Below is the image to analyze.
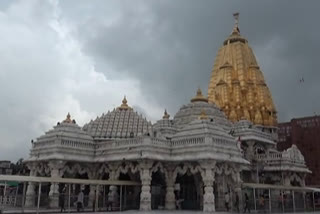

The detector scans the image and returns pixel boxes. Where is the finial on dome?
[199,109,208,120]
[63,112,72,123]
[163,109,170,119]
[118,95,132,110]
[232,12,240,34]
[191,88,208,103]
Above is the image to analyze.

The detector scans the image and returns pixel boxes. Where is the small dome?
[190,88,208,103]
[173,92,232,130]
[83,97,152,139]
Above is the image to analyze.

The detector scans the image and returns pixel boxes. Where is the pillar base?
[165,186,176,210]
[25,196,35,208]
[49,194,59,208]
[203,186,215,212]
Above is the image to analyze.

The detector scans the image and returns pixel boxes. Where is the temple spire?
[232,12,240,34]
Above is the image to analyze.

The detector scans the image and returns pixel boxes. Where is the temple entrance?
[118,172,140,210]
[175,172,202,210]
[151,171,166,210]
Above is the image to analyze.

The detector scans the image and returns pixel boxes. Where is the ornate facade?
[25,14,310,212]
[208,14,277,127]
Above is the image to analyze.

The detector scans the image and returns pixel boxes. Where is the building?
[278,115,320,186]
[24,14,310,212]
[0,161,13,175]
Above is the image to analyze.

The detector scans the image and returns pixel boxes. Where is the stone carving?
[139,161,153,211]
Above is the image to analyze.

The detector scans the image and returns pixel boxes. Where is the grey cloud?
[66,0,320,121]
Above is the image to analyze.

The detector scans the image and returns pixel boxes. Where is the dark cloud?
[1,0,320,161]
[69,0,320,121]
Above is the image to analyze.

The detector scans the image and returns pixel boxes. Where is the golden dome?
[117,96,132,110]
[208,13,277,126]
[191,88,208,103]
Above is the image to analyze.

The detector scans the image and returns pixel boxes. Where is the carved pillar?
[233,166,243,212]
[107,163,120,209]
[48,161,65,208]
[165,164,176,210]
[25,163,37,208]
[139,160,153,211]
[283,172,291,186]
[246,141,255,161]
[88,185,97,208]
[200,161,216,212]
[25,168,36,207]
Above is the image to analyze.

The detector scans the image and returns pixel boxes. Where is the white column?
[25,182,36,207]
[107,163,120,210]
[88,185,96,208]
[139,161,153,211]
[25,169,36,207]
[234,167,243,212]
[48,161,64,208]
[201,161,216,212]
[88,166,98,208]
[165,165,176,210]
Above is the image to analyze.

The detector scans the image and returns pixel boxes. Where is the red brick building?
[278,115,320,186]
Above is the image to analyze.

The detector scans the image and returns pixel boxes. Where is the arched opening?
[214,174,233,211]
[74,173,89,208]
[118,171,140,210]
[151,171,166,210]
[34,170,51,207]
[175,171,202,210]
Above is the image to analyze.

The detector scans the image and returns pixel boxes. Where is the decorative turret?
[162,109,170,119]
[117,96,132,110]
[191,88,208,103]
[199,109,208,120]
[208,13,277,126]
[62,113,75,124]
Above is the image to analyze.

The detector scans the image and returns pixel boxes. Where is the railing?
[61,140,95,149]
[236,129,273,141]
[171,137,204,146]
[32,140,55,148]
[151,138,171,147]
[0,196,18,206]
[256,153,305,165]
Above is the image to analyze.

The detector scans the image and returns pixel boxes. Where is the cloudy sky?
[0,0,319,161]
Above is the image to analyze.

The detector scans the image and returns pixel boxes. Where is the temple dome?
[208,14,277,126]
[172,118,232,139]
[173,89,232,130]
[83,97,152,139]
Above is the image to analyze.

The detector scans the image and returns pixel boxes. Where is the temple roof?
[208,13,277,126]
[37,113,93,142]
[83,97,152,139]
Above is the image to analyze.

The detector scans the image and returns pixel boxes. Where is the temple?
[24,14,310,212]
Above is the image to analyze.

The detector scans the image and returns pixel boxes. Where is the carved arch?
[115,162,140,179]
